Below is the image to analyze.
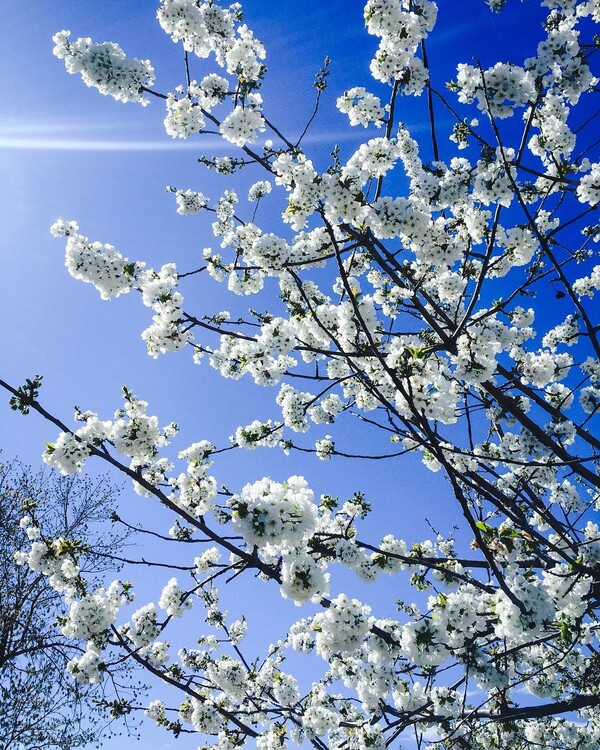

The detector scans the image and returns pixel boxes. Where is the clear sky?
[0,0,593,747]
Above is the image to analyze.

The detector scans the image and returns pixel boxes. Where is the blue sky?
[0,0,551,473]
[0,0,594,747]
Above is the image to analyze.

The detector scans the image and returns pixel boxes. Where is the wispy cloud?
[0,121,139,136]
[0,137,227,152]
[0,123,434,153]
[0,134,340,153]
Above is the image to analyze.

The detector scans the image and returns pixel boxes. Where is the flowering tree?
[2,0,600,747]
[0,461,132,749]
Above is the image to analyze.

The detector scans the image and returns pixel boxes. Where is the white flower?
[53,31,154,105]
[229,475,317,552]
[219,106,265,146]
[337,87,384,127]
[158,578,192,617]
[174,188,209,215]
[577,163,600,205]
[165,94,206,138]
[248,180,272,201]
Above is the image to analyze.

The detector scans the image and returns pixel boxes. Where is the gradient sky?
[0,0,592,747]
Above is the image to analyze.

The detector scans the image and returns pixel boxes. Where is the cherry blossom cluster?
[52,30,155,104]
